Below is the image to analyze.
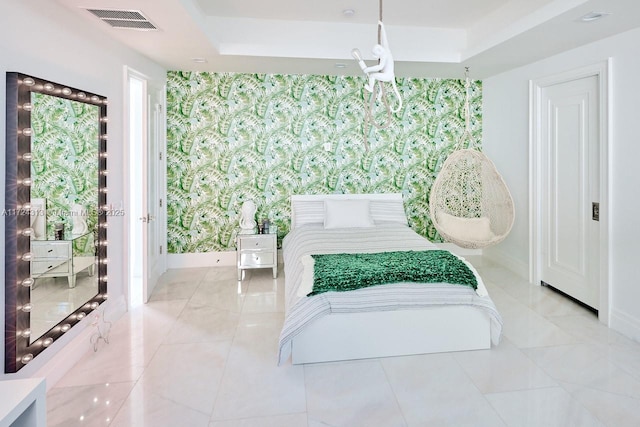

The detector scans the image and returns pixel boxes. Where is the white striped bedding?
[277,223,503,365]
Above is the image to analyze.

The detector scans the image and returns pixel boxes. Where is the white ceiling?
[55,0,640,78]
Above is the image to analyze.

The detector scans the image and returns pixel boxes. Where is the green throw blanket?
[309,250,477,296]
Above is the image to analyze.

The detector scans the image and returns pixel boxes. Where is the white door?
[540,75,600,309]
[145,86,166,298]
[127,71,166,305]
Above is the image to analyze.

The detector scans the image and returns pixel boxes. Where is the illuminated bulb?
[100,152,108,158]
[100,222,108,228]
[77,92,86,99]
[20,329,31,338]
[101,170,109,175]
[22,77,35,86]
[42,337,53,347]
[60,323,71,332]
[90,302,100,309]
[100,117,108,123]
[101,258,110,264]
[21,177,32,186]
[101,134,108,140]
[100,240,108,246]
[102,294,108,300]
[62,88,72,96]
[21,277,34,287]
[20,353,33,364]
[102,99,108,105]
[77,312,86,320]
[100,187,108,193]
[21,228,34,237]
[102,205,110,211]
[22,152,33,161]
[22,202,32,210]
[21,303,32,312]
[43,83,55,91]
[21,252,33,261]
[91,95,100,102]
[22,128,33,136]
[22,103,32,111]
[101,276,108,282]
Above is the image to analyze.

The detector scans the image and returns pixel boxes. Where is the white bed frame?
[288,193,493,364]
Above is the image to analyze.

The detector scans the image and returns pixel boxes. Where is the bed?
[277,193,503,365]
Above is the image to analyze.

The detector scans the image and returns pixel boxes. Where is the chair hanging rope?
[428,68,515,249]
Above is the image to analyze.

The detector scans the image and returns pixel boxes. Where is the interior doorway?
[530,61,611,323]
[124,68,167,308]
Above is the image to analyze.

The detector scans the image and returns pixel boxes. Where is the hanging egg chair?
[429,69,515,249]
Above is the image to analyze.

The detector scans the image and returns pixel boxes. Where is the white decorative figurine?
[71,203,88,235]
[351,20,403,113]
[239,200,257,233]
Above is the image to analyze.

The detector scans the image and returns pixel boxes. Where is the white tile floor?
[47,258,640,426]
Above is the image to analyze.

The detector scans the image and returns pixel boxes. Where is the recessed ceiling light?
[335,63,347,69]
[192,58,207,63]
[578,11,611,22]
[342,9,355,17]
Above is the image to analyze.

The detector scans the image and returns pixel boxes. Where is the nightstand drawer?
[31,241,71,258]
[32,259,68,275]
[240,251,274,267]
[239,236,274,251]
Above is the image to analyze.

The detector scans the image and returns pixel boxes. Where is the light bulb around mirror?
[21,303,32,312]
[21,228,34,237]
[21,202,31,210]
[22,77,35,86]
[77,92,86,99]
[91,301,100,309]
[42,337,54,347]
[62,87,72,96]
[22,103,32,111]
[77,312,86,320]
[91,95,100,102]
[21,128,33,136]
[21,178,32,186]
[20,329,31,338]
[21,252,33,261]
[21,277,34,287]
[60,323,71,332]
[43,83,55,91]
[22,152,33,161]
[20,353,33,364]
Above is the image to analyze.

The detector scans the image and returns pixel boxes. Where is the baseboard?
[482,246,529,281]
[31,295,127,390]
[168,250,283,269]
[610,308,640,343]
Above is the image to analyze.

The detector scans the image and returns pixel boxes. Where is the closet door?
[540,75,600,309]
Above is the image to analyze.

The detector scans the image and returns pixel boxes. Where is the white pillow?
[438,211,494,242]
[292,200,324,228]
[370,200,408,225]
[324,199,374,229]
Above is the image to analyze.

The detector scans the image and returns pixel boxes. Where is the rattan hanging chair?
[429,70,515,249]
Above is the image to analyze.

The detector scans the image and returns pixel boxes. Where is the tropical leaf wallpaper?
[31,93,99,241]
[166,71,482,253]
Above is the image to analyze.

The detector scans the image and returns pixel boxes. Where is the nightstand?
[237,232,277,280]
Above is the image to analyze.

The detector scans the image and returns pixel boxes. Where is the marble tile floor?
[47,258,640,427]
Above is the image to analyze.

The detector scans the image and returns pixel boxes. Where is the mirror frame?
[4,72,108,373]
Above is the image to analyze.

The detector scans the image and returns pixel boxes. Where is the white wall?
[483,27,640,340]
[0,1,166,384]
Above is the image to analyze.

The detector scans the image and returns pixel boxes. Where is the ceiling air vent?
[85,9,158,31]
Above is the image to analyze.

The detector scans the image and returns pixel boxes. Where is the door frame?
[529,60,612,324]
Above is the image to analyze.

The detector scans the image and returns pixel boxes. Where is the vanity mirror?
[5,73,108,373]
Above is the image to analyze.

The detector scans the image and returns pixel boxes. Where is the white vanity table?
[0,378,46,427]
[31,231,95,288]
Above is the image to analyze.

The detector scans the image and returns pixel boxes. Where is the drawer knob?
[255,242,259,246]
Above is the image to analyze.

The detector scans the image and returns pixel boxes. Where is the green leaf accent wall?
[166,71,482,253]
[31,93,99,241]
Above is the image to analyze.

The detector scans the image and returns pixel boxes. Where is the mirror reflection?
[28,93,99,343]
